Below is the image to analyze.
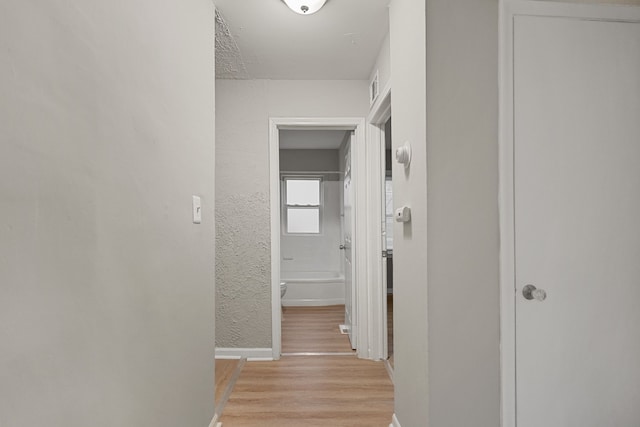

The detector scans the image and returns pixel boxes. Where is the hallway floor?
[215,305,394,426]
[218,356,393,427]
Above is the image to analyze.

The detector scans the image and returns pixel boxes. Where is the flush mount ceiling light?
[282,0,328,15]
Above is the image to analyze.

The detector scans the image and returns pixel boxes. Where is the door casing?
[269,117,367,359]
[365,83,392,361]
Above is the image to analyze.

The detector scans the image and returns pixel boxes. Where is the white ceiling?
[215,0,389,80]
[280,130,349,149]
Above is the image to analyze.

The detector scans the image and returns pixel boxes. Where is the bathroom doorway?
[278,129,355,355]
[268,117,367,360]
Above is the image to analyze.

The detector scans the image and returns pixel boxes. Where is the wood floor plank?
[220,356,394,427]
[215,358,240,409]
[387,295,394,367]
[282,305,354,353]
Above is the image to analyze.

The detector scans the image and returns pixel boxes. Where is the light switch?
[192,196,202,224]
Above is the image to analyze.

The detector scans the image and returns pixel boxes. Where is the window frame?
[281,175,324,236]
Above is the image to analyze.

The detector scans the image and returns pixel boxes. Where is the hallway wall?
[0,1,216,426]
[391,0,640,425]
[215,79,368,349]
[390,0,500,425]
[424,0,500,425]
[388,0,429,424]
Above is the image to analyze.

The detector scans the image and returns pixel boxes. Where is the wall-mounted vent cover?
[369,71,379,106]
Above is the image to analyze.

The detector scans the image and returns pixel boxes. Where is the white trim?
[498,2,640,427]
[214,348,273,360]
[269,119,282,360]
[370,82,391,125]
[269,117,368,360]
[365,84,392,361]
[498,2,516,426]
[282,298,345,307]
[389,413,401,427]
[207,413,218,427]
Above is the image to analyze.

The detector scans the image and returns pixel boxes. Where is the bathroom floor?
[281,305,354,354]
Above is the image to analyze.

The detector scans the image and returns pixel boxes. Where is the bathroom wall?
[0,1,216,426]
[215,79,368,349]
[280,149,342,274]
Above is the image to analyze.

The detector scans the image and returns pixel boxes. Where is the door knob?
[339,244,346,250]
[523,284,547,301]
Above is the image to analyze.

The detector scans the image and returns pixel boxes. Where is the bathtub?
[280,271,345,307]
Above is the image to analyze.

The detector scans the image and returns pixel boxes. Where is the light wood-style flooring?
[219,356,394,427]
[282,305,354,354]
[214,304,394,425]
[387,294,394,367]
[215,358,239,410]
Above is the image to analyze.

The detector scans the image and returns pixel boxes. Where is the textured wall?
[216,80,271,348]
[215,79,368,349]
[0,0,215,426]
[216,192,272,347]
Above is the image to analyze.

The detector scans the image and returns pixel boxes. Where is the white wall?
[0,1,215,427]
[390,1,640,425]
[425,0,500,425]
[390,0,500,425]
[541,0,640,3]
[388,0,429,424]
[280,150,342,274]
[216,79,368,349]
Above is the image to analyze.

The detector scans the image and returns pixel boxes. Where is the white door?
[514,15,640,426]
[343,139,356,349]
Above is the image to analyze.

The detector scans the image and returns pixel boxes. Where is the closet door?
[514,14,640,427]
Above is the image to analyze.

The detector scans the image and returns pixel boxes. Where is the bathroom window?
[282,177,322,234]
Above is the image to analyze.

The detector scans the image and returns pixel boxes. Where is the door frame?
[498,1,640,425]
[269,117,366,360]
[365,83,391,361]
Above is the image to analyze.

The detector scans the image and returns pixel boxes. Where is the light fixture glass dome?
[282,0,328,15]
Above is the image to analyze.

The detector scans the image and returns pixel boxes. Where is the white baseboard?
[282,298,345,307]
[215,348,273,360]
[390,414,401,427]
[208,413,218,427]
